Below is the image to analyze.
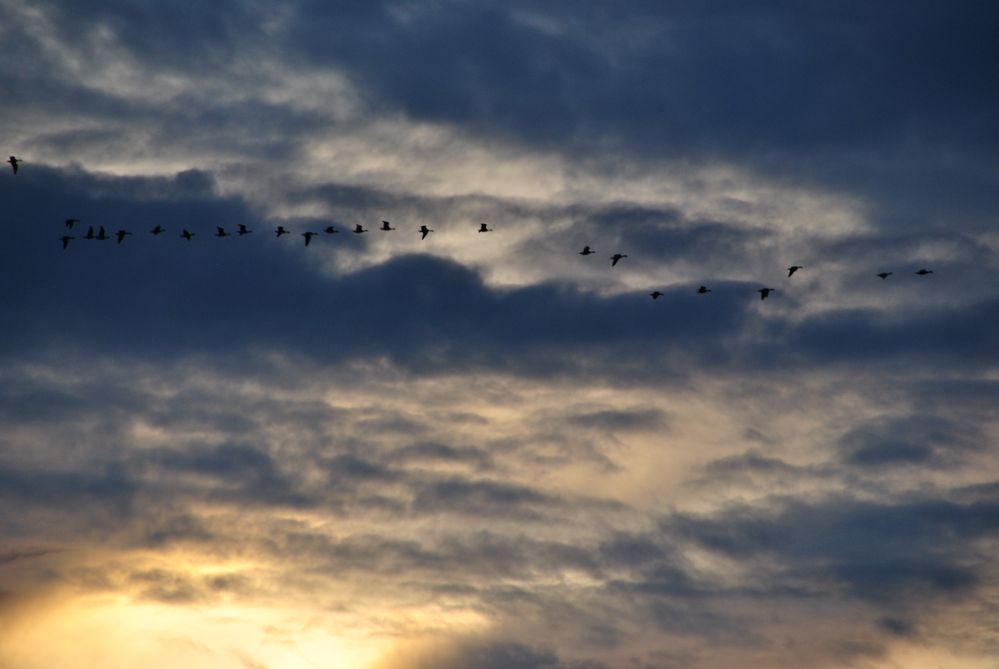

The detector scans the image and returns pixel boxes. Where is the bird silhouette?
[697,285,712,294]
[237,224,252,235]
[96,226,109,241]
[151,225,165,235]
[579,245,594,256]
[650,291,664,300]
[7,156,18,174]
[60,235,74,249]
[380,220,395,231]
[478,223,492,233]
[85,226,95,240]
[758,288,776,300]
[354,224,367,234]
[302,231,318,246]
[787,265,803,277]
[275,226,290,237]
[419,225,433,239]
[877,272,893,280]
[65,218,79,229]
[610,253,628,267]
[180,229,194,240]
[115,229,132,244]
[215,226,231,238]
[915,268,934,276]
[323,225,338,234]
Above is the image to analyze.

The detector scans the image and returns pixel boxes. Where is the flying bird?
[877,272,893,280]
[151,225,165,235]
[419,225,433,239]
[915,268,934,276]
[579,245,594,256]
[96,226,109,241]
[7,156,18,174]
[302,231,318,246]
[478,223,492,233]
[180,229,194,240]
[115,229,132,244]
[610,253,628,267]
[275,226,290,237]
[85,226,95,240]
[64,218,79,229]
[787,265,803,277]
[215,226,231,238]
[758,287,776,300]
[237,224,252,235]
[650,291,664,300]
[323,225,338,234]
[60,235,74,249]
[380,220,395,231]
[354,224,367,234]
[697,285,712,294]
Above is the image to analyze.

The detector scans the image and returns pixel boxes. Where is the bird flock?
[10,154,936,300]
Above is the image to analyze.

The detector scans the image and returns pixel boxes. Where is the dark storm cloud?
[838,415,981,468]
[665,493,999,601]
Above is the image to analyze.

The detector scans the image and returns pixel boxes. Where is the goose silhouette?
[237,224,252,235]
[650,291,663,300]
[697,286,712,294]
[7,156,18,174]
[274,226,290,237]
[180,229,195,240]
[65,218,79,229]
[302,231,318,246]
[419,225,433,239]
[96,226,109,241]
[115,229,132,244]
[323,225,338,234]
[787,265,803,277]
[915,268,934,276]
[354,224,367,234]
[877,272,893,280]
[610,253,628,267]
[478,223,492,233]
[380,220,395,231]
[60,235,74,249]
[579,245,594,256]
[85,226,95,240]
[758,287,776,300]
[151,225,165,235]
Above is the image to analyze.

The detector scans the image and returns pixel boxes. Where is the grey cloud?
[839,415,980,468]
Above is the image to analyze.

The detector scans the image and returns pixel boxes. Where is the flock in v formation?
[8,154,936,300]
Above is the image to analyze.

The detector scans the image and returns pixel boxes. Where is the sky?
[1,1,998,667]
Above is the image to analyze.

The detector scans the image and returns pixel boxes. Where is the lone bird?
[787,265,803,277]
[380,220,395,231]
[758,287,776,300]
[419,225,433,239]
[877,272,893,280]
[302,231,318,246]
[237,224,252,235]
[181,229,194,240]
[323,225,338,234]
[354,224,367,234]
[151,225,165,235]
[650,291,664,300]
[579,245,594,256]
[478,223,492,233]
[60,235,74,249]
[7,156,18,174]
[215,226,231,238]
[697,286,712,294]
[611,253,628,267]
[274,226,290,237]
[96,226,109,241]
[65,218,79,229]
[915,268,934,276]
[115,229,132,244]
[85,226,95,240]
